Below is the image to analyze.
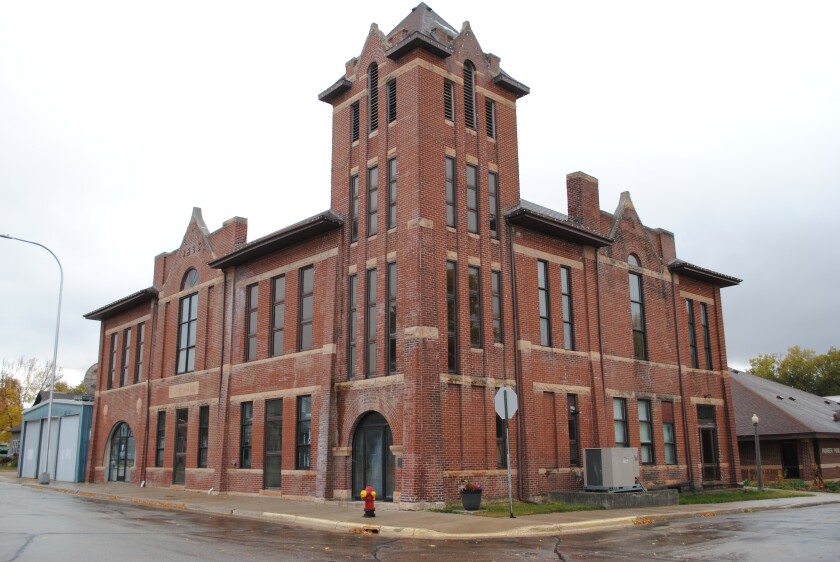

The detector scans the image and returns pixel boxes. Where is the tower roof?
[386,3,456,60]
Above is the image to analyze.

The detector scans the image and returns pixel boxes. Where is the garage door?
[56,415,79,482]
[21,420,42,478]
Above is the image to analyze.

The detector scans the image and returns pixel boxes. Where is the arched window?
[628,254,641,268]
[177,269,199,373]
[182,268,199,290]
[463,60,476,130]
[107,422,135,482]
[368,63,379,133]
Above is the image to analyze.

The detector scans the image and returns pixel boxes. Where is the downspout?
[670,273,695,491]
[88,321,106,482]
[218,269,228,399]
[594,251,608,446]
[218,267,231,492]
[141,298,158,485]
[506,221,525,500]
[713,288,737,485]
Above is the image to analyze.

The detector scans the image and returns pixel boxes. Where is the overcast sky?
[1,1,838,385]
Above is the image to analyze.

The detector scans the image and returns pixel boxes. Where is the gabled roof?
[669,259,741,288]
[84,287,159,321]
[506,199,613,248]
[730,369,840,439]
[209,210,343,269]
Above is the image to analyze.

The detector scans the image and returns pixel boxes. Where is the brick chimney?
[566,172,600,230]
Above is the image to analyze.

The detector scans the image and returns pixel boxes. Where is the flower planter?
[460,490,482,511]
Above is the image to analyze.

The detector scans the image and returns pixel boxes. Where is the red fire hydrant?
[360,485,376,517]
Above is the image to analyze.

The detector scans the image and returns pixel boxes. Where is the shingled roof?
[506,199,613,248]
[730,369,840,439]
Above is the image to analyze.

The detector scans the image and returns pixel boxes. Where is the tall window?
[628,257,647,360]
[366,268,377,378]
[298,267,314,351]
[662,401,677,465]
[108,333,117,389]
[685,300,697,368]
[296,396,311,469]
[445,157,456,228]
[468,266,482,348]
[271,275,285,356]
[350,101,360,142]
[568,394,580,466]
[348,274,358,379]
[368,166,378,236]
[496,415,507,469]
[387,158,397,230]
[134,322,145,384]
[265,399,282,488]
[538,260,552,347]
[177,269,199,374]
[488,171,499,238]
[368,63,378,133]
[638,399,653,464]
[485,98,496,138]
[197,405,209,468]
[446,261,458,373]
[155,411,165,467]
[387,79,396,123]
[561,266,574,350]
[463,60,476,130]
[491,271,502,343]
[387,262,397,374]
[613,398,628,448]
[701,303,713,369]
[350,175,359,242]
[240,401,253,469]
[121,328,131,386]
[443,79,455,121]
[466,164,478,233]
[245,284,258,361]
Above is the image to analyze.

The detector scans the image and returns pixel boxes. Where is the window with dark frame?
[613,398,629,448]
[387,158,397,230]
[350,175,359,242]
[298,266,314,352]
[271,275,285,357]
[134,322,145,384]
[387,262,397,374]
[463,60,476,130]
[264,399,282,488]
[240,401,253,469]
[121,327,131,386]
[485,98,496,138]
[108,333,117,389]
[443,79,454,121]
[488,171,499,238]
[686,299,698,368]
[491,270,502,343]
[387,78,396,123]
[155,411,165,467]
[496,414,507,469]
[446,261,458,373]
[538,260,552,347]
[348,274,357,379]
[466,164,478,233]
[629,264,647,360]
[638,399,653,464]
[560,266,574,350]
[468,266,482,348]
[296,395,311,469]
[198,405,209,468]
[177,269,199,374]
[445,157,456,228]
[662,400,677,465]
[173,408,187,484]
[368,166,378,236]
[568,394,580,466]
[366,268,377,378]
[701,303,713,369]
[245,284,258,361]
[368,63,378,133]
[350,101,360,143]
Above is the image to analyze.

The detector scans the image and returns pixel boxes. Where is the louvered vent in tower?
[368,63,379,132]
[464,61,476,130]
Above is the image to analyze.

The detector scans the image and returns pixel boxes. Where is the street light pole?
[751,413,764,491]
[1,234,63,485]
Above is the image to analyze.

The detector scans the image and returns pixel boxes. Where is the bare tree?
[0,357,65,407]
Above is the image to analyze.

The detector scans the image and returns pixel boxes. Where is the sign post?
[494,386,518,518]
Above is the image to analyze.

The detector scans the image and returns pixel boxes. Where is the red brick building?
[84,4,742,505]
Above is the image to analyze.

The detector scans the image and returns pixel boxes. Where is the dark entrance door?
[264,399,283,489]
[697,405,721,481]
[352,412,395,501]
[108,423,134,482]
[780,440,800,478]
[173,409,188,485]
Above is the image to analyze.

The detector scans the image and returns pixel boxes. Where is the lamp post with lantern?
[751,413,764,491]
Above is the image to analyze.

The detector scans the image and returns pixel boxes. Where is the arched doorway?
[352,412,395,501]
[107,423,135,482]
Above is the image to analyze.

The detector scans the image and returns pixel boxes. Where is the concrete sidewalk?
[6,475,840,539]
